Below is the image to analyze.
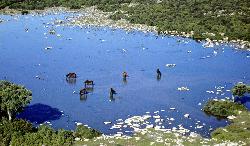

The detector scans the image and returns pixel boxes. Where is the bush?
[10,125,75,146]
[0,118,34,146]
[203,100,247,118]
[74,125,102,139]
[232,83,250,97]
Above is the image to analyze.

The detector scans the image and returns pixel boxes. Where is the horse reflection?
[123,77,128,84]
[80,94,87,101]
[109,95,115,101]
[66,78,76,84]
[157,74,161,81]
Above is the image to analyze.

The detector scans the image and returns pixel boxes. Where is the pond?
[0,12,250,137]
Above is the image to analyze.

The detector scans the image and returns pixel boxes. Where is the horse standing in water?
[122,72,129,83]
[84,80,94,87]
[66,73,77,78]
[156,68,162,80]
[79,88,88,95]
[110,88,117,98]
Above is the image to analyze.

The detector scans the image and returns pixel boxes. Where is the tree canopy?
[0,80,32,121]
[231,83,250,97]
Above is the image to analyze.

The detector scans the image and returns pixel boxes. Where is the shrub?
[0,118,34,146]
[232,83,250,97]
[74,125,102,139]
[203,100,247,118]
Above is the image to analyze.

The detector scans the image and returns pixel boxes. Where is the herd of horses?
[66,69,162,100]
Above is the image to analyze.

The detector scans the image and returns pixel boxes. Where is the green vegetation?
[0,80,101,146]
[203,99,247,118]
[0,119,101,146]
[74,125,102,139]
[232,83,250,97]
[212,111,250,144]
[0,118,34,146]
[0,0,249,43]
[0,80,32,121]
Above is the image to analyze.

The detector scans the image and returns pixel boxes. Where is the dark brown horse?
[84,80,94,87]
[122,72,129,79]
[110,88,117,98]
[66,73,77,78]
[79,88,88,95]
[156,69,161,77]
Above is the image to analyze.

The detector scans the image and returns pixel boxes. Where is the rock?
[169,118,175,121]
[166,64,176,67]
[76,122,82,126]
[75,137,81,141]
[45,46,52,50]
[177,87,190,91]
[227,115,236,120]
[104,121,112,125]
[184,114,190,118]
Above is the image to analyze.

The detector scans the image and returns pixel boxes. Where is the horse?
[156,68,161,77]
[84,80,94,87]
[122,72,129,79]
[66,73,77,78]
[79,88,88,95]
[110,88,117,98]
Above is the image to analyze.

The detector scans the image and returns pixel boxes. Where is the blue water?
[0,13,250,137]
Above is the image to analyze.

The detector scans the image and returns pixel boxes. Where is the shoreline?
[1,6,250,50]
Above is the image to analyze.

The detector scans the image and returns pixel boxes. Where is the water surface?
[0,13,250,137]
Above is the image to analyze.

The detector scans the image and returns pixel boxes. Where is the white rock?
[104,121,112,125]
[227,115,236,120]
[45,46,52,50]
[184,114,190,118]
[76,122,82,126]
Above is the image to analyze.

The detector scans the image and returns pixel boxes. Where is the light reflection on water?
[0,13,250,137]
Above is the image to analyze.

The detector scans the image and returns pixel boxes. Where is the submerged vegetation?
[0,0,250,46]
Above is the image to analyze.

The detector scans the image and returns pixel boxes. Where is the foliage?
[203,100,247,118]
[0,80,32,121]
[74,125,102,139]
[10,125,75,146]
[231,83,250,97]
[0,118,34,146]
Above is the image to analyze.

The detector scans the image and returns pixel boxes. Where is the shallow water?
[0,13,250,137]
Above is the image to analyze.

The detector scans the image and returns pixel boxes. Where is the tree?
[0,81,32,121]
[231,83,250,97]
